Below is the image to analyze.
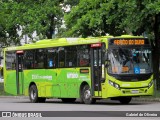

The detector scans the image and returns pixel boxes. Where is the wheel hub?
[84,90,91,99]
[31,89,36,99]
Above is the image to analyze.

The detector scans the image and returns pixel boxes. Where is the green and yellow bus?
[3,35,153,104]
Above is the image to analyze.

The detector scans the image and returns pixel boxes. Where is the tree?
[0,2,19,46]
[0,7,6,45]
[64,0,127,37]
[2,0,64,45]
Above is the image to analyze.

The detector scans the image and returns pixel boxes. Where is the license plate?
[131,90,139,94]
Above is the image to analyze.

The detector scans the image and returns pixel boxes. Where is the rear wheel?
[29,84,46,103]
[119,97,132,104]
[81,85,96,104]
[29,84,39,103]
[61,98,76,103]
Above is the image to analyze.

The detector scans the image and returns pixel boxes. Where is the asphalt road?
[0,97,160,120]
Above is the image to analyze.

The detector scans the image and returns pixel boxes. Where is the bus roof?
[5,36,113,51]
[114,35,145,38]
[4,35,146,51]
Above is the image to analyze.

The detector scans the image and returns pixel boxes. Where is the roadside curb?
[132,97,160,102]
[0,96,28,99]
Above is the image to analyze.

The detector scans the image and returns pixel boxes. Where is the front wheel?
[119,97,132,104]
[81,85,96,104]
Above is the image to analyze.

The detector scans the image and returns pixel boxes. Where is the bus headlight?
[148,80,153,89]
[114,84,120,89]
[108,80,120,90]
[109,80,114,86]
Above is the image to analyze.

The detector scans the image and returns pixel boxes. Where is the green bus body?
[3,35,154,104]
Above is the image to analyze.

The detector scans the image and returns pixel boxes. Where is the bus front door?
[91,46,102,97]
[16,51,24,95]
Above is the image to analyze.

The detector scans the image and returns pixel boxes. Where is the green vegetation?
[154,90,160,98]
[0,83,5,95]
[0,0,64,45]
[0,83,13,96]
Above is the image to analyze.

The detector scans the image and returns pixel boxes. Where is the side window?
[5,51,16,70]
[35,49,44,69]
[47,48,57,68]
[77,45,90,67]
[24,50,35,69]
[66,46,77,67]
[58,47,65,67]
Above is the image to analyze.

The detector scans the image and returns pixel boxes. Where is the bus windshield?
[108,47,152,75]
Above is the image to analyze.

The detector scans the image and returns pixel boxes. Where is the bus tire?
[119,97,132,104]
[61,98,76,103]
[29,84,39,103]
[81,85,96,104]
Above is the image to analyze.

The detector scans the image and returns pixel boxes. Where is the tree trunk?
[153,13,160,90]
[46,15,55,39]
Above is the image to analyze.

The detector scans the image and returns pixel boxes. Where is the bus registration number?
[131,90,139,94]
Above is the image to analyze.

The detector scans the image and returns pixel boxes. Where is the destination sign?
[114,39,144,45]
[109,38,150,46]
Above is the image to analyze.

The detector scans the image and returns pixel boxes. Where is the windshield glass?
[108,47,152,74]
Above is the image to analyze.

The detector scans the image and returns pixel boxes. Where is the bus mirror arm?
[105,62,109,68]
[104,52,110,67]
[104,51,108,61]
[101,78,105,83]
[104,51,109,67]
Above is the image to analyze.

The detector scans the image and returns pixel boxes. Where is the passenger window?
[34,49,44,69]
[47,48,57,68]
[5,51,16,70]
[58,47,65,67]
[66,46,77,67]
[77,45,90,67]
[24,50,35,69]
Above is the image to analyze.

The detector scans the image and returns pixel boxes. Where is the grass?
[153,89,160,98]
[0,83,5,95]
[0,83,13,96]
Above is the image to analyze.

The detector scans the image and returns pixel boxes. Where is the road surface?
[0,97,160,120]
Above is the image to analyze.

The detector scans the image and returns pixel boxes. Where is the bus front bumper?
[101,80,154,98]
